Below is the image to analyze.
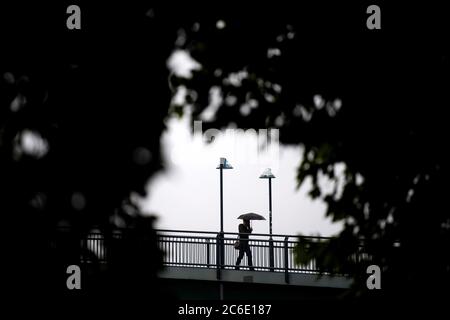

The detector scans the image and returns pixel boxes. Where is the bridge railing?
[155,229,335,274]
[56,228,370,277]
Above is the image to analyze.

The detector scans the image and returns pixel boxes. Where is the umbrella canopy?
[237,212,266,220]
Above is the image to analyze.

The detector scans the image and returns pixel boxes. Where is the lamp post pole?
[260,168,275,270]
[217,158,232,269]
[268,176,274,270]
[220,164,224,233]
[269,176,273,237]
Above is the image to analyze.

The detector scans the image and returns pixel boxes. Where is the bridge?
[155,230,355,300]
[82,229,362,300]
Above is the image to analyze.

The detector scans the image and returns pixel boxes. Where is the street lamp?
[216,157,233,233]
[260,168,275,235]
[216,157,233,268]
[260,168,275,269]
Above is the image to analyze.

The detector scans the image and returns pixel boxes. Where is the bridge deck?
[159,266,353,289]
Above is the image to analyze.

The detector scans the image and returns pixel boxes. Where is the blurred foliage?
[0,3,174,304]
[168,3,450,300]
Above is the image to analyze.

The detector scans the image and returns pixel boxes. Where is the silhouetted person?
[235,219,254,270]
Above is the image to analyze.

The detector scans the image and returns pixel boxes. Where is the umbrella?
[237,212,266,220]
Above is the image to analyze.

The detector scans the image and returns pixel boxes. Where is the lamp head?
[216,157,233,169]
[259,168,275,179]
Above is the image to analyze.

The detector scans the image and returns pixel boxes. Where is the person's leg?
[245,246,254,270]
[235,248,244,269]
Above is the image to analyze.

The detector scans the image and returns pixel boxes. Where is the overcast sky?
[137,114,343,237]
